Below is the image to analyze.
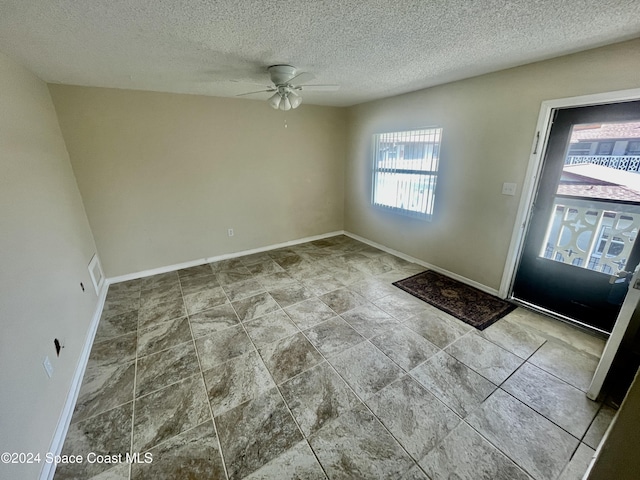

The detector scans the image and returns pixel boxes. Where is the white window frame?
[371,127,442,220]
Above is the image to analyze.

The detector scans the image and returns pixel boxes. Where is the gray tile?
[529,341,600,392]
[583,404,617,449]
[399,465,430,480]
[72,362,135,423]
[247,259,286,276]
[136,316,191,357]
[177,264,214,277]
[183,286,228,315]
[300,273,346,296]
[179,272,220,296]
[370,325,440,371]
[284,297,337,330]
[507,309,605,358]
[87,332,137,369]
[131,421,225,479]
[244,441,326,480]
[195,324,253,370]
[210,258,247,273]
[56,403,132,479]
[216,269,253,285]
[102,296,139,318]
[245,310,300,346]
[139,272,179,291]
[420,422,531,480]
[94,310,138,342]
[268,283,315,308]
[330,341,404,400]
[377,253,417,271]
[373,291,428,321]
[318,288,368,314]
[356,257,393,275]
[557,443,595,480]
[189,303,239,338]
[240,251,273,266]
[138,297,186,328]
[217,387,303,480]
[404,309,469,348]
[349,277,399,301]
[133,375,210,452]
[480,316,547,359]
[341,303,400,338]
[411,351,496,417]
[203,351,275,416]
[367,376,460,461]
[502,363,600,438]
[232,292,280,322]
[309,403,414,479]
[280,362,361,437]
[445,332,524,384]
[259,332,324,385]
[222,278,265,302]
[135,342,200,397]
[466,389,579,480]
[106,279,141,298]
[255,271,298,290]
[274,253,306,270]
[304,317,366,357]
[138,284,182,309]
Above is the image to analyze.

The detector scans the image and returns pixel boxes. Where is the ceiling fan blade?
[299,84,340,91]
[235,89,273,97]
[289,72,315,85]
[230,79,272,87]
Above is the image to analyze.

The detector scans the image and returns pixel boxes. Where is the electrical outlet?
[43,356,53,378]
[501,182,517,196]
[228,228,234,237]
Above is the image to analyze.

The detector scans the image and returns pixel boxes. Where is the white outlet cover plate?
[43,356,53,378]
[502,182,517,196]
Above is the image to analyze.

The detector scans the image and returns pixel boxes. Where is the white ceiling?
[1,1,639,107]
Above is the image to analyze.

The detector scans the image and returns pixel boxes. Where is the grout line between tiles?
[128,287,142,480]
[225,289,331,480]
[179,270,231,480]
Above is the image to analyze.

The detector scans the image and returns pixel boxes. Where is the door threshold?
[510,297,610,339]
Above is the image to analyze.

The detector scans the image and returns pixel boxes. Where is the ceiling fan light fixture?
[289,91,302,109]
[268,92,282,109]
[280,96,292,111]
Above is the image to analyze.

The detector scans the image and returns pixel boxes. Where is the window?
[626,141,640,155]
[568,142,592,155]
[372,128,442,219]
[596,141,614,155]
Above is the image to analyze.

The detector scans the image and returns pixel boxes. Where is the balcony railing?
[542,197,640,274]
[565,155,640,172]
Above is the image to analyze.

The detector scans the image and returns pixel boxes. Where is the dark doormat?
[393,270,516,330]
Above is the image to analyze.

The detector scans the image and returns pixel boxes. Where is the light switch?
[502,182,517,196]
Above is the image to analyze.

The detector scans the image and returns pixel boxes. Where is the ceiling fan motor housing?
[268,65,297,85]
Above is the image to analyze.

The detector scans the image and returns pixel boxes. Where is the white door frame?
[499,87,640,299]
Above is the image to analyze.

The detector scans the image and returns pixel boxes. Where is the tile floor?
[54,235,615,480]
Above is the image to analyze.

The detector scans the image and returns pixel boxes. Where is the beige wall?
[49,86,347,278]
[0,53,99,479]
[345,38,640,291]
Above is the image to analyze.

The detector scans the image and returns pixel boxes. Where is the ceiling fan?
[236,65,339,111]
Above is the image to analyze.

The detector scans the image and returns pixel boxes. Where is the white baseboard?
[40,282,109,480]
[344,231,500,297]
[107,230,345,285]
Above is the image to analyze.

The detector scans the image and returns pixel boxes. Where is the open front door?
[512,100,640,333]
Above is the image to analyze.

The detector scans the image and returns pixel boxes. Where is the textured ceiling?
[1,0,639,107]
